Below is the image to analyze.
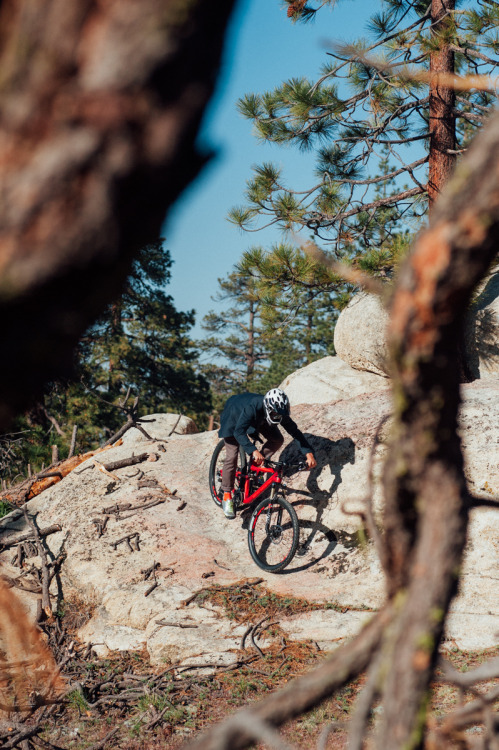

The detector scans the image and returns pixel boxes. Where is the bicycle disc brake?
[265,504,283,544]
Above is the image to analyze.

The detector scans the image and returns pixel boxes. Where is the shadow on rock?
[279,435,356,574]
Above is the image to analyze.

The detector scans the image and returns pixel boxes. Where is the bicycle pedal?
[296,544,309,557]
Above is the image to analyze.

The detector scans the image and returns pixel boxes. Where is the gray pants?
[220,424,284,492]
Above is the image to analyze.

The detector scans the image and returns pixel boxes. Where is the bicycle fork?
[265,486,282,537]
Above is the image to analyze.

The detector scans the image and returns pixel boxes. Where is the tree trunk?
[246,302,256,378]
[428,0,456,207]
[0,0,236,428]
[378,107,499,749]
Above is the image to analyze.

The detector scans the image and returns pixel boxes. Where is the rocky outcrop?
[333,293,390,377]
[279,356,389,406]
[1,380,497,664]
[465,270,499,379]
[335,276,499,381]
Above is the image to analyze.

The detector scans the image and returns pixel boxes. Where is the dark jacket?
[218,392,314,457]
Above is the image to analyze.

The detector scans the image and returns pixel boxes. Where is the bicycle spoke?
[248,495,298,573]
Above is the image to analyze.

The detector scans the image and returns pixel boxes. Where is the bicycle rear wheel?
[248,494,299,573]
[209,439,247,507]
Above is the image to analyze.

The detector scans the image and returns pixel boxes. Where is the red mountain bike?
[209,440,306,573]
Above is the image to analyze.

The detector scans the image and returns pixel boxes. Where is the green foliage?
[232,0,499,256]
[239,243,340,387]
[0,501,12,518]
[78,240,209,419]
[68,689,90,715]
[1,240,210,479]
[199,247,341,414]
[199,272,268,415]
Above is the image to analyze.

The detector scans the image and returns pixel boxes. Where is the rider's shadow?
[278,435,356,574]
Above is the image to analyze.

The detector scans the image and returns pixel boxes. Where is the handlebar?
[253,458,307,475]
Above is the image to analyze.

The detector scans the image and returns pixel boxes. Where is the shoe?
[222,491,236,520]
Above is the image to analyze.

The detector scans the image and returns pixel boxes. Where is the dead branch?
[22,507,53,620]
[363,415,390,574]
[438,686,499,733]
[110,533,140,552]
[376,104,499,748]
[439,656,499,687]
[0,442,122,505]
[0,524,61,552]
[141,562,160,580]
[92,459,120,480]
[102,497,166,519]
[466,494,499,509]
[168,413,184,436]
[101,400,154,447]
[144,582,159,597]
[183,606,391,750]
[92,516,109,538]
[335,44,499,91]
[102,453,149,471]
[295,235,386,296]
[85,727,121,750]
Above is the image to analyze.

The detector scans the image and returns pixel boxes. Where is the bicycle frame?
[236,463,283,506]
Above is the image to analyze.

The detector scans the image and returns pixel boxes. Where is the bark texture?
[0,0,236,426]
[379,107,499,747]
[428,0,456,206]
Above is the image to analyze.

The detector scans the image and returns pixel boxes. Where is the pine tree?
[80,240,209,418]
[230,0,499,254]
[200,252,340,413]
[200,272,268,416]
[238,243,340,388]
[2,241,210,475]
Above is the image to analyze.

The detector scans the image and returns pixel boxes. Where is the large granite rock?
[0,382,497,663]
[279,355,389,406]
[335,278,499,381]
[465,270,499,379]
[333,293,390,376]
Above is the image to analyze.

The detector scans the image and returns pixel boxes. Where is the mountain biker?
[217,388,317,519]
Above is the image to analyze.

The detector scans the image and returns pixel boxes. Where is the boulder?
[465,270,499,379]
[333,293,390,376]
[279,355,389,406]
[335,277,499,381]
[120,413,197,445]
[0,381,497,662]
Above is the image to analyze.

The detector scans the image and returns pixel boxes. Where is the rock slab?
[0,381,497,663]
[280,355,389,406]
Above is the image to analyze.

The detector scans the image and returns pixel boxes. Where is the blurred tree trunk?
[377,106,499,748]
[0,0,236,427]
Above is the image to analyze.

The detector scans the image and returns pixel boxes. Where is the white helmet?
[263,388,290,425]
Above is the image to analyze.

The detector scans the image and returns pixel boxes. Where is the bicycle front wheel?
[248,494,299,573]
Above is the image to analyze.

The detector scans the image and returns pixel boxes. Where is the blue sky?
[163,0,374,335]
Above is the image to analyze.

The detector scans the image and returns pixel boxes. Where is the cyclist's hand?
[305,453,317,470]
[252,450,264,466]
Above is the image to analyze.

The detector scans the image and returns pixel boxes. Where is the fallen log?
[102,453,149,472]
[0,524,62,552]
[0,441,123,506]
